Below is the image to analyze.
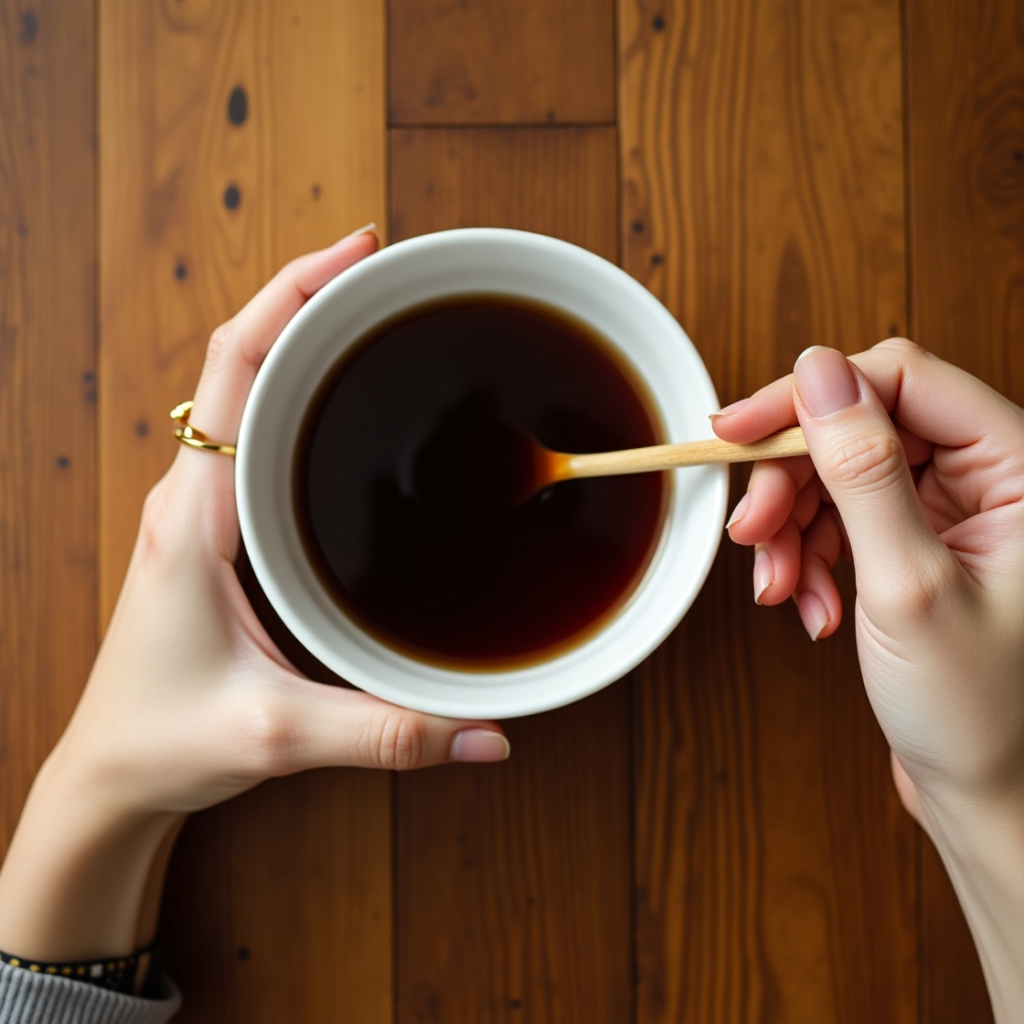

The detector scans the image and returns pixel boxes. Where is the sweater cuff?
[0,962,180,1023]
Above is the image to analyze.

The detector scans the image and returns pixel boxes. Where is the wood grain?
[6,0,1017,1016]
[98,2,390,1020]
[0,0,96,846]
[907,0,1024,397]
[388,0,615,126]
[223,771,393,1024]
[620,1,917,1019]
[99,0,389,616]
[391,126,631,1024]
[905,1,1023,1020]
[397,688,632,1024]
[391,127,618,256]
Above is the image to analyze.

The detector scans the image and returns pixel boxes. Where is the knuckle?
[872,336,937,372]
[886,561,949,621]
[205,321,237,369]
[825,432,906,492]
[239,695,295,776]
[867,552,961,627]
[136,479,176,565]
[874,335,918,354]
[373,713,427,771]
[279,256,305,281]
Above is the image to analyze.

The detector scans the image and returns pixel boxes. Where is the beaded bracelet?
[0,940,158,996]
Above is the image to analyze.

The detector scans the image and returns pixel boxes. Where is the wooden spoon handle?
[564,426,809,478]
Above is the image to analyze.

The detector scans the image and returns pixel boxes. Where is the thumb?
[792,347,953,618]
[250,679,511,776]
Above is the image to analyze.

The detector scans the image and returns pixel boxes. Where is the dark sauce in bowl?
[293,295,668,670]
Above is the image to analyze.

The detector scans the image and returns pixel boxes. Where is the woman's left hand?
[56,230,509,821]
[0,231,508,964]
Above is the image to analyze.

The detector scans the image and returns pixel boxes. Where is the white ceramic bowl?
[236,228,727,718]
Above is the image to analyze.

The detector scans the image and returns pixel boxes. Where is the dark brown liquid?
[294,295,668,670]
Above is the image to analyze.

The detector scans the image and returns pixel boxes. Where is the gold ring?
[169,401,237,457]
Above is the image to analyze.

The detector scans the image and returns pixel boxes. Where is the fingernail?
[710,398,751,420]
[450,729,510,763]
[338,222,377,243]
[793,346,859,417]
[726,492,750,530]
[753,548,774,604]
[796,591,829,641]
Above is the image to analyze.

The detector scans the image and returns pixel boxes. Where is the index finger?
[715,338,1024,524]
[187,227,379,446]
[714,338,1024,455]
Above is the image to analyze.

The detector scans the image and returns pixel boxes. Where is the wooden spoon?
[541,425,808,484]
[414,424,809,513]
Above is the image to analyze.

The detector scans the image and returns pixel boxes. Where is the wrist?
[916,766,1024,859]
[0,750,183,964]
[35,738,183,831]
[916,785,1024,1024]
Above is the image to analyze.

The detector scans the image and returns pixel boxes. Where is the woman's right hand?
[715,340,1024,815]
[713,340,1024,1019]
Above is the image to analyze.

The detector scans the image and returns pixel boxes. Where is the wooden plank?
[98,2,390,1020]
[0,0,97,849]
[222,771,393,1024]
[390,127,618,256]
[398,690,632,1024]
[620,1,917,1020]
[389,0,615,126]
[391,126,632,1024]
[906,0,1024,395]
[905,2,1023,1020]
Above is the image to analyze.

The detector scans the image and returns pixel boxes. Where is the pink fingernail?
[796,592,829,641]
[338,222,377,243]
[712,398,751,419]
[726,492,750,530]
[793,347,859,417]
[753,548,774,605]
[450,729,510,763]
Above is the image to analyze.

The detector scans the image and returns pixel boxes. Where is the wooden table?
[3,1,1020,1020]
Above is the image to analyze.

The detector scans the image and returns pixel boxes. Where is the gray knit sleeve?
[0,963,181,1024]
